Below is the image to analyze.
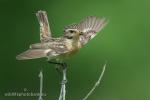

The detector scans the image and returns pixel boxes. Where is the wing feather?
[64,16,108,45]
[16,49,49,60]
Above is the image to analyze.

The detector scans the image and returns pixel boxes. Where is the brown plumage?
[16,11,108,62]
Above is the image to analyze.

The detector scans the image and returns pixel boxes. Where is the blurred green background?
[0,0,150,100]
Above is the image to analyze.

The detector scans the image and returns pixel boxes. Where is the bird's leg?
[48,61,63,65]
[48,61,67,69]
[48,61,67,75]
[48,61,67,100]
[48,61,63,73]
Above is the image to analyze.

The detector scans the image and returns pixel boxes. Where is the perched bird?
[16,11,107,67]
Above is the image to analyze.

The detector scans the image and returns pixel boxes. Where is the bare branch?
[39,70,43,100]
[82,62,107,100]
[59,66,67,100]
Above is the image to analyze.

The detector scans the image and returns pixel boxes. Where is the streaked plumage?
[65,16,107,45]
[16,10,108,61]
[36,11,52,42]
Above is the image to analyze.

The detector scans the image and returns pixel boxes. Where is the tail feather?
[36,10,52,42]
[16,49,49,60]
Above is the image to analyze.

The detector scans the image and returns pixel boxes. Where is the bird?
[16,10,108,68]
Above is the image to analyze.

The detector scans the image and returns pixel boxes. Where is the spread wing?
[36,10,52,42]
[64,16,108,45]
[16,42,69,60]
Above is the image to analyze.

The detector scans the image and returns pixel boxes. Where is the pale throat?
[65,35,81,51]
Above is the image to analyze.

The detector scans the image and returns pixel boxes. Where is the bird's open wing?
[36,11,52,42]
[16,43,69,60]
[64,16,108,45]
[29,39,69,57]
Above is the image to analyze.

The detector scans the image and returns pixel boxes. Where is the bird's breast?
[65,39,81,50]
[64,39,81,57]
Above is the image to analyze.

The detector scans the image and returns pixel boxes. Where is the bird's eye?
[70,30,74,33]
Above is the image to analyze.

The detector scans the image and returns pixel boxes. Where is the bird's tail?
[36,10,52,42]
[16,49,49,60]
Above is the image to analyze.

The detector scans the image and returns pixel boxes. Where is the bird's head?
[63,29,80,40]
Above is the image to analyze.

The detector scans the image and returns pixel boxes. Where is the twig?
[38,70,43,100]
[82,62,107,100]
[59,65,67,100]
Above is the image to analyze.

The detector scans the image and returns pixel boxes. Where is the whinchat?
[16,11,107,64]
